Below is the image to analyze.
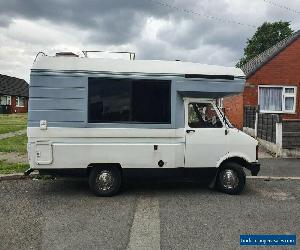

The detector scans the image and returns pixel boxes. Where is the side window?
[188,103,223,128]
[88,78,171,123]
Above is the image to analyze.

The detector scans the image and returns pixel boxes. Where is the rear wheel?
[217,162,246,195]
[89,166,122,197]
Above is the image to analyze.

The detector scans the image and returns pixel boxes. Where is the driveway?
[0,178,299,250]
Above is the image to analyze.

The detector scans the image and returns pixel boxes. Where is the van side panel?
[51,143,184,169]
[28,73,245,171]
[29,75,87,128]
[27,127,185,169]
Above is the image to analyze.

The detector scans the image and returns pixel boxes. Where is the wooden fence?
[244,106,300,155]
[257,113,280,144]
[243,106,256,129]
[282,120,300,149]
[244,105,280,144]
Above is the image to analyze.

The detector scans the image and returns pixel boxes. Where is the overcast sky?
[0,0,299,82]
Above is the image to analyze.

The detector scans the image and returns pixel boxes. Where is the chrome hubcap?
[220,169,239,190]
[97,170,114,191]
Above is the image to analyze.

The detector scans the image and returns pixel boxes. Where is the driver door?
[184,99,228,168]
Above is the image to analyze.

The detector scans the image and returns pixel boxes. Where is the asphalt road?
[0,178,299,250]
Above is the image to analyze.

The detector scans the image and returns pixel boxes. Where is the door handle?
[186,129,195,134]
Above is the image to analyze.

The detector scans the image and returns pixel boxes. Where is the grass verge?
[0,160,29,174]
[0,113,27,134]
[0,134,27,153]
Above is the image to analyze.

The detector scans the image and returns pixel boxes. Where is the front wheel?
[217,162,246,195]
[89,166,122,197]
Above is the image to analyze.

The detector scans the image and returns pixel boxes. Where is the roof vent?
[56,52,79,57]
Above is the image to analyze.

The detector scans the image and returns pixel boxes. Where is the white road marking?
[127,195,160,250]
[247,176,300,180]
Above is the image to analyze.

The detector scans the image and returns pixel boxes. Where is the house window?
[259,86,297,113]
[88,78,171,123]
[16,97,25,107]
[0,95,11,105]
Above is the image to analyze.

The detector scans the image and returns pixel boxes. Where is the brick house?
[0,74,29,113]
[223,30,300,129]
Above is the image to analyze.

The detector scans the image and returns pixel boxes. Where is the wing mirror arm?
[222,107,229,135]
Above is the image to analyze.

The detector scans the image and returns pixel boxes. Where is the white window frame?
[16,96,25,107]
[0,95,11,105]
[258,85,297,114]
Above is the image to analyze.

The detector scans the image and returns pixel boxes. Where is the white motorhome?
[26,52,260,196]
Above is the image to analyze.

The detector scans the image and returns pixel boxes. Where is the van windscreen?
[88,78,171,124]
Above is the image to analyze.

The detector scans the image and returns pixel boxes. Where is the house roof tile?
[0,74,29,97]
[241,30,300,78]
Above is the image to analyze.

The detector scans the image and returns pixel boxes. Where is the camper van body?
[27,54,260,196]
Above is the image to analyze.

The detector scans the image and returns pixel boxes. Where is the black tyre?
[217,162,246,195]
[89,166,122,197]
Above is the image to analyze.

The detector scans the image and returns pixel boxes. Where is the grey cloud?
[87,10,147,45]
[0,0,168,27]
[0,0,300,82]
[0,15,10,27]
[0,0,263,50]
[201,26,250,52]
[0,0,174,46]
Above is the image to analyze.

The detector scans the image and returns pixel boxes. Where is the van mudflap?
[246,162,260,176]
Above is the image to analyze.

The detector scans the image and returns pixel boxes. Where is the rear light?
[256,145,259,160]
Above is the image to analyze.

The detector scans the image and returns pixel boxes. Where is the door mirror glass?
[188,103,223,128]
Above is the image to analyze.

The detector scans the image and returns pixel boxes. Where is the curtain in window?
[259,87,282,111]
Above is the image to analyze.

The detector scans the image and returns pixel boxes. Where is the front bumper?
[246,162,260,176]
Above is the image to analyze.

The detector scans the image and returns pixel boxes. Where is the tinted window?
[88,78,171,123]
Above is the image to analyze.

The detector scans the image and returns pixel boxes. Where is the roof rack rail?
[33,51,47,63]
[82,50,136,60]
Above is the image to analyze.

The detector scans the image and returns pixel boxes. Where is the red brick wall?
[224,37,300,128]
[223,94,244,129]
[245,37,300,120]
[8,96,28,113]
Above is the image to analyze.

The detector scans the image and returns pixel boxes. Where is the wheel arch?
[218,157,249,170]
[87,163,122,175]
[209,155,248,191]
[216,153,251,169]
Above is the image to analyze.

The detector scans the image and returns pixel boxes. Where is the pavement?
[0,129,26,140]
[258,146,274,159]
[256,145,300,178]
[0,177,299,250]
[258,158,300,177]
[0,152,28,164]
[0,129,27,164]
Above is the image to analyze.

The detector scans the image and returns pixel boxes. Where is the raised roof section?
[32,56,245,78]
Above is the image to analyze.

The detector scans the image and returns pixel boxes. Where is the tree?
[236,21,294,68]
